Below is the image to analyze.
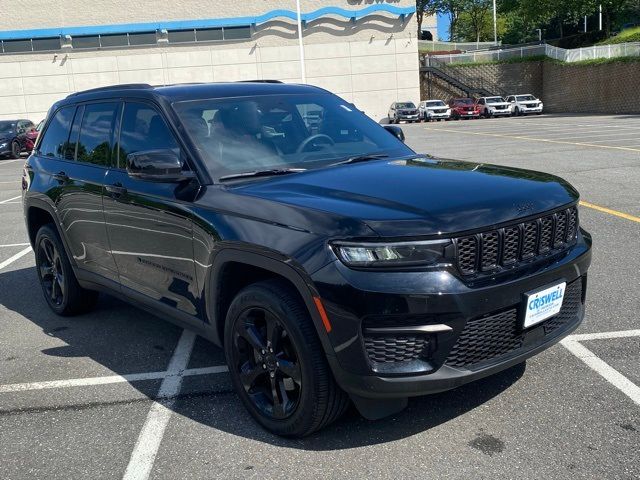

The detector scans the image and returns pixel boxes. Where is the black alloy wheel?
[35,224,98,316]
[224,279,349,437]
[38,236,65,307]
[232,306,302,420]
[10,141,20,159]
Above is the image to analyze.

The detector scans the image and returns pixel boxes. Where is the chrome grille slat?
[455,207,579,276]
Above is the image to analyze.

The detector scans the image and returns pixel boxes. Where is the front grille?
[445,277,583,368]
[364,335,428,363]
[454,206,578,276]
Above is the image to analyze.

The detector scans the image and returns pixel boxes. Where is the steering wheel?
[296,134,335,153]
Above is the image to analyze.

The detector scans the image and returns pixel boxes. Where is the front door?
[103,101,200,317]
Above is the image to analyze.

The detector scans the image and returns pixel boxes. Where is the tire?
[10,141,20,159]
[35,224,98,316]
[224,279,349,437]
[514,107,520,116]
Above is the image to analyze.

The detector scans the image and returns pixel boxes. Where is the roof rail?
[236,80,283,83]
[67,83,153,97]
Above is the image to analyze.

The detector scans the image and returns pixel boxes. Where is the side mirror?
[383,125,405,143]
[127,149,196,182]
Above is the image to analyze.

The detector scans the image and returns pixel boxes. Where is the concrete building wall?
[0,1,428,122]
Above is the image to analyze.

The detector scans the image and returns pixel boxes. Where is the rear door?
[34,103,118,281]
[102,100,200,318]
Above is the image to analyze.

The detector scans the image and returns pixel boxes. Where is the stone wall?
[542,61,640,114]
[420,58,640,114]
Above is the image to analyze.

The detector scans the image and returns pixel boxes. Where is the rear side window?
[76,102,119,166]
[38,107,75,158]
[118,102,179,168]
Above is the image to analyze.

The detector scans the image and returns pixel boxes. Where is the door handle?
[52,171,69,183]
[106,183,127,197]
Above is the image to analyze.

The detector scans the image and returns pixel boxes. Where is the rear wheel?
[35,225,98,316]
[224,279,349,437]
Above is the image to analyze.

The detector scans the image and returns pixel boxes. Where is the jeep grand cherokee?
[22,82,591,437]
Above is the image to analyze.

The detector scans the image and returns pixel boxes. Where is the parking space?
[1,114,639,479]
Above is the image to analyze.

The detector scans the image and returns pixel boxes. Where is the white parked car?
[476,96,512,118]
[506,94,544,115]
[418,100,451,122]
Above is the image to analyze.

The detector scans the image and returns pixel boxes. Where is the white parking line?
[0,195,21,205]
[123,330,197,480]
[0,243,30,248]
[562,329,640,407]
[0,365,228,394]
[562,339,640,407]
[0,246,32,271]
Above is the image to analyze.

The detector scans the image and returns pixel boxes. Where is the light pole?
[492,0,498,45]
[296,0,307,83]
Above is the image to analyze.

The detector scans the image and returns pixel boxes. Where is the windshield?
[426,101,446,107]
[174,93,413,181]
[455,98,474,105]
[516,95,536,101]
[396,102,416,109]
[0,121,16,134]
[486,97,505,103]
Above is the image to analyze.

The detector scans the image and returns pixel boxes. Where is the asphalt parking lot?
[1,114,639,479]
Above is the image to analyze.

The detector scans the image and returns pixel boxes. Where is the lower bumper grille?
[364,335,429,363]
[445,277,583,369]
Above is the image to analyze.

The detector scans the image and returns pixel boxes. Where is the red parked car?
[448,98,480,120]
[24,120,43,152]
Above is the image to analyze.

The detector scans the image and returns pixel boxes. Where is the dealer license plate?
[523,281,566,328]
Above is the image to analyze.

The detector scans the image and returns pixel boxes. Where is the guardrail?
[425,42,640,64]
[418,40,498,52]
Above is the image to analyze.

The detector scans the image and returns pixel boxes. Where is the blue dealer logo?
[528,288,563,310]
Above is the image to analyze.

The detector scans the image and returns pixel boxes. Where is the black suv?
[22,82,591,437]
[1,119,35,159]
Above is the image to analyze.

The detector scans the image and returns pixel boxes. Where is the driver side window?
[118,102,181,169]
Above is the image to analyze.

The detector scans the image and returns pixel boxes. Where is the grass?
[599,27,640,45]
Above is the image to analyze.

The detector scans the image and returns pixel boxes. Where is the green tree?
[416,0,442,37]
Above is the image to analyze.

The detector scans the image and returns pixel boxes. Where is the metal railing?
[425,42,640,64]
[418,40,499,52]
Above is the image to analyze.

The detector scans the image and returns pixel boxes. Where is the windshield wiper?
[329,153,389,167]
[218,168,306,182]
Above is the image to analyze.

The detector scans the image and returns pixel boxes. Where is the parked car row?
[0,119,42,159]
[388,94,543,123]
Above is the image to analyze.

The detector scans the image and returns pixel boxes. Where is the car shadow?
[0,265,525,449]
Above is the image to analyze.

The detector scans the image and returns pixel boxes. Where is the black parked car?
[1,119,35,159]
[23,82,591,437]
[388,101,420,123]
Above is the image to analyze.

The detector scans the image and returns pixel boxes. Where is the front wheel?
[10,141,21,159]
[224,279,349,437]
[35,225,98,315]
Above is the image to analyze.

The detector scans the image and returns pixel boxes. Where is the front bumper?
[520,105,543,113]
[489,108,511,116]
[426,111,450,119]
[457,110,480,117]
[0,143,11,156]
[313,230,591,399]
[397,114,419,121]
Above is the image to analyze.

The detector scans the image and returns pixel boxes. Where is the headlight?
[331,240,450,268]
[0,142,7,148]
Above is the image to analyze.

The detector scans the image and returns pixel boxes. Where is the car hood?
[425,105,448,110]
[488,102,511,107]
[227,157,579,237]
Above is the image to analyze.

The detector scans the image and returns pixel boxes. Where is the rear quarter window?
[37,107,76,158]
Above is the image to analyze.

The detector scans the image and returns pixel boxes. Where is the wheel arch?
[205,249,334,356]
[25,199,77,268]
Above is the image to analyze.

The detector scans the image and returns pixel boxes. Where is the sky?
[437,13,451,41]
